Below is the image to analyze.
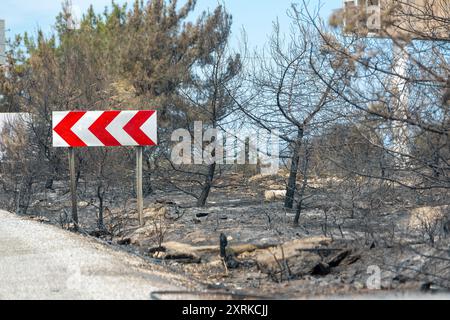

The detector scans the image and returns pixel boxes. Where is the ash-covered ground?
[23,172,450,299]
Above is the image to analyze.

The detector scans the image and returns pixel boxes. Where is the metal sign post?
[136,146,144,226]
[68,147,78,230]
[53,110,158,230]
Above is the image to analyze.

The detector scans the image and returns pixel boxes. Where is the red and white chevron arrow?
[52,110,158,147]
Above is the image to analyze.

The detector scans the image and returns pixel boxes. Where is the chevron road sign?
[53,110,158,148]
[53,110,158,228]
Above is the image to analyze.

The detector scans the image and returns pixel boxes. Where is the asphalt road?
[0,210,186,300]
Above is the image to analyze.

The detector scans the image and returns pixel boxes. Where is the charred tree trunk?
[97,184,105,231]
[75,157,83,189]
[285,128,304,209]
[144,157,154,197]
[96,152,107,231]
[197,133,218,207]
[45,177,54,190]
[16,175,34,215]
[45,157,62,190]
[432,148,441,178]
[294,147,310,226]
[197,162,216,207]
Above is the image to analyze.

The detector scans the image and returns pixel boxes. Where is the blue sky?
[1,0,340,49]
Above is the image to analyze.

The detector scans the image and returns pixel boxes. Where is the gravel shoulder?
[0,210,192,300]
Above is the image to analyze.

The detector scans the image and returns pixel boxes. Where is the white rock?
[264,190,286,202]
[78,201,89,208]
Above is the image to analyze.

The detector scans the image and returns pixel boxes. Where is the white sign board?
[0,113,29,134]
[52,110,158,148]
[0,113,30,158]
